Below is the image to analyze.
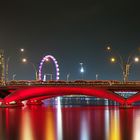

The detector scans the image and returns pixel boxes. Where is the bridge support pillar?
[0,100,24,108]
[120,102,133,109]
[26,99,43,105]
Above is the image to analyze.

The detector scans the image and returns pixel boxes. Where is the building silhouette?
[0,49,5,84]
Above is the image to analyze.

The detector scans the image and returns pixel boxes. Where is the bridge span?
[0,82,140,107]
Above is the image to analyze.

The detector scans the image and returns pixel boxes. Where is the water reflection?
[133,108,140,140]
[1,106,140,140]
[109,109,120,140]
[105,107,109,140]
[45,107,56,140]
[57,97,63,140]
[20,110,33,140]
[0,108,22,140]
[80,112,90,140]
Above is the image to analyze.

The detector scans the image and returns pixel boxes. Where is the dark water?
[0,100,140,140]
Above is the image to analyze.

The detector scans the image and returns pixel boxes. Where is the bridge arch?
[4,87,125,104]
[126,92,140,104]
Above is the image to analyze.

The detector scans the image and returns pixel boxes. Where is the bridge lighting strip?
[114,91,138,94]
[38,55,60,80]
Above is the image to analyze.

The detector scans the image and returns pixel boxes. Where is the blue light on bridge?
[114,91,138,98]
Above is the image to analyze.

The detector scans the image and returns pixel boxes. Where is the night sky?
[0,0,140,81]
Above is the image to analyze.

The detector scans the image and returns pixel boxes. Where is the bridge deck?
[0,83,140,106]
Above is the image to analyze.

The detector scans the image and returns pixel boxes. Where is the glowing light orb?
[22,58,27,63]
[110,57,116,63]
[134,57,139,62]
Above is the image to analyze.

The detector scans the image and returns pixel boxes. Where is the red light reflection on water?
[0,106,140,140]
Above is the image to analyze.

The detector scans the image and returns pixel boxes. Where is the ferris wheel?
[38,55,60,80]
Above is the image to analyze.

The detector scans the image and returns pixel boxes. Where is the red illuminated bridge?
[1,80,140,107]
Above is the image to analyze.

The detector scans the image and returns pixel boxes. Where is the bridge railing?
[2,80,140,87]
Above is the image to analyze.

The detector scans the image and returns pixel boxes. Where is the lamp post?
[43,73,53,81]
[22,58,38,80]
[12,74,16,80]
[66,73,70,82]
[6,48,25,82]
[107,46,139,82]
[80,62,84,80]
[96,74,99,80]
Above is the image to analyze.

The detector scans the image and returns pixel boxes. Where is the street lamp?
[107,46,111,51]
[22,58,38,80]
[6,48,25,82]
[43,73,53,81]
[134,57,139,62]
[22,58,27,63]
[12,74,16,80]
[66,73,70,82]
[106,46,139,82]
[20,48,24,52]
[96,74,99,80]
[80,63,84,80]
[110,57,116,63]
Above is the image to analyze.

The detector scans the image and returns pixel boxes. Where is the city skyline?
[0,1,140,80]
